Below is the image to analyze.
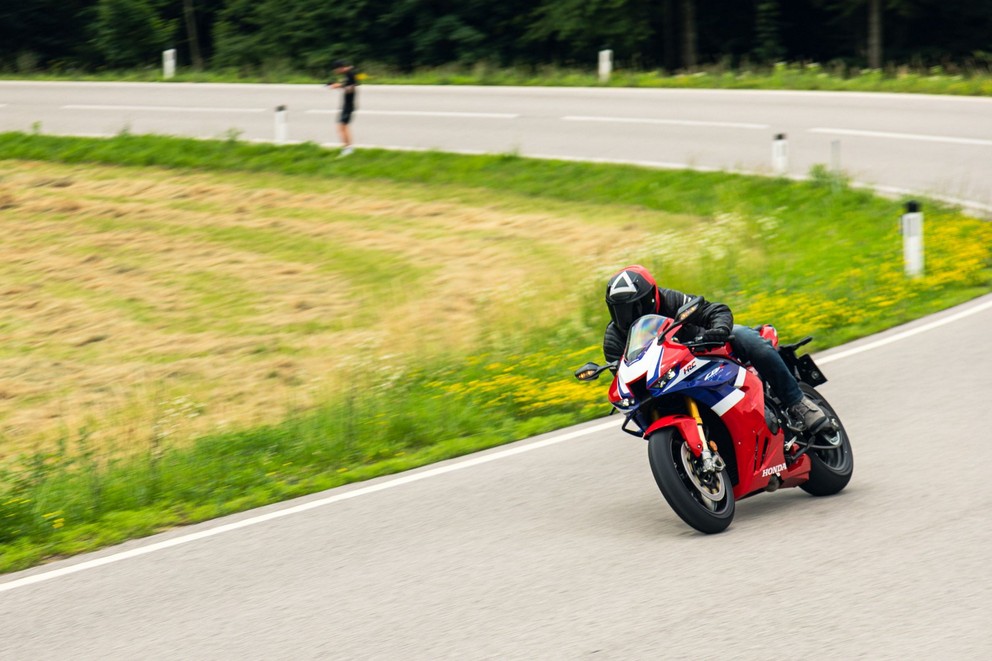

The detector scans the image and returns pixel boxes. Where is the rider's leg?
[729,325,827,431]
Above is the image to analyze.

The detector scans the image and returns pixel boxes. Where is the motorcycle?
[574,297,853,534]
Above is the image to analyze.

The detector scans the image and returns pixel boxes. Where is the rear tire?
[648,428,735,534]
[798,384,853,496]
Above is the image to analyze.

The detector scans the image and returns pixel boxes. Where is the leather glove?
[697,327,730,344]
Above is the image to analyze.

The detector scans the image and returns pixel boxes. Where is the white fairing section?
[712,366,747,416]
[662,357,711,390]
[617,342,664,397]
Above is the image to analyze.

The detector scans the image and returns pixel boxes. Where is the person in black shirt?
[327,61,359,155]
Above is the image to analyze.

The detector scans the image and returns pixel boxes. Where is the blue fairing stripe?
[712,367,747,416]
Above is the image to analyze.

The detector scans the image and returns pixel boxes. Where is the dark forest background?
[2,0,992,74]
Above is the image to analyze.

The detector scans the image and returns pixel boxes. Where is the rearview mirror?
[574,361,615,381]
[676,295,705,324]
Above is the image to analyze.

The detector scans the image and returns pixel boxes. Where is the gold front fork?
[686,396,722,472]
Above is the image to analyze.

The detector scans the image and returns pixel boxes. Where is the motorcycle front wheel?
[648,428,735,534]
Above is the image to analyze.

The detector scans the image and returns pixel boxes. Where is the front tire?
[798,384,854,496]
[648,428,735,534]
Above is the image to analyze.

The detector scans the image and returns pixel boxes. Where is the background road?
[2,82,991,213]
[1,83,991,659]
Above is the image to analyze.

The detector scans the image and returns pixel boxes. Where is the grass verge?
[1,132,990,573]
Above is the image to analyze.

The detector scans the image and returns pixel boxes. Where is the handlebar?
[682,333,736,352]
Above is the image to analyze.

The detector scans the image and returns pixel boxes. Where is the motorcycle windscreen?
[624,314,672,362]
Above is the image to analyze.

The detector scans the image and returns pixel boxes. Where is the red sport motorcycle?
[575,297,853,534]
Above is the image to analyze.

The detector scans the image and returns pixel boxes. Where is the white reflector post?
[772,133,789,175]
[901,200,924,277]
[598,50,613,83]
[163,49,176,79]
[274,105,288,144]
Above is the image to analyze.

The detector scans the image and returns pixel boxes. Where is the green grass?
[1,132,990,573]
[4,61,992,96]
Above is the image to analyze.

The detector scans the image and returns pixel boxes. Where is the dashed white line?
[62,104,267,113]
[810,127,992,147]
[306,109,519,119]
[563,115,770,130]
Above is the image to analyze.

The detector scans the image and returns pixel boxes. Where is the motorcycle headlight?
[658,368,677,388]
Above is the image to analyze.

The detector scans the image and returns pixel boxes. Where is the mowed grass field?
[0,159,646,457]
[1,134,990,570]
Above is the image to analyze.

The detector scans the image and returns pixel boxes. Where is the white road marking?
[529,152,719,171]
[563,115,769,130]
[818,297,992,365]
[810,127,992,147]
[3,296,990,593]
[62,104,267,113]
[306,109,519,119]
[329,143,489,155]
[1,110,990,591]
[0,419,618,593]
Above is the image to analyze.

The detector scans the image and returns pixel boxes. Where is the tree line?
[2,0,991,75]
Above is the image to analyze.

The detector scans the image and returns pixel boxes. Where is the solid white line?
[319,143,490,155]
[4,293,990,593]
[1,125,988,592]
[810,127,992,147]
[0,419,618,593]
[818,298,992,365]
[564,115,769,130]
[306,109,519,119]
[7,81,992,106]
[62,104,267,114]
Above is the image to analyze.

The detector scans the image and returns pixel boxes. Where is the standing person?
[326,60,359,156]
[602,265,829,433]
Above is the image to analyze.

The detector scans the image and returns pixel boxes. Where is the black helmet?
[605,265,659,332]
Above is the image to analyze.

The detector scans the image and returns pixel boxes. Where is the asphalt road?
[1,84,991,659]
[1,82,991,213]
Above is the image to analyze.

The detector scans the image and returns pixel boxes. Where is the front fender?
[644,415,704,457]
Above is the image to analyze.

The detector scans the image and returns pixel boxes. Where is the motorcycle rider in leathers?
[602,265,828,432]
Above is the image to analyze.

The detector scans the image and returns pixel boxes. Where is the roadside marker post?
[772,133,789,175]
[275,105,288,144]
[598,50,613,83]
[162,49,176,79]
[901,200,925,277]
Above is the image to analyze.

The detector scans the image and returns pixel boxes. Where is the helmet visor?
[609,293,655,332]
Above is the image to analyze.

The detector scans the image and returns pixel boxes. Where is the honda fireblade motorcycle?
[575,297,853,534]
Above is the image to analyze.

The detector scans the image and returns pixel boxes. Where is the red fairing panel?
[757,324,779,348]
[643,415,704,456]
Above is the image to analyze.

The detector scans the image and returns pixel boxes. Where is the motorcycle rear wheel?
[648,428,735,534]
[798,384,854,496]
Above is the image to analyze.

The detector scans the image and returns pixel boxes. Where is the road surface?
[1,83,990,659]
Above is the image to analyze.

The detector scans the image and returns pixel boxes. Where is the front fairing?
[611,314,749,425]
[612,314,702,411]
[612,315,672,407]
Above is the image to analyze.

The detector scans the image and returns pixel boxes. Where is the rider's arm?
[658,288,733,337]
[698,300,734,335]
[603,321,625,364]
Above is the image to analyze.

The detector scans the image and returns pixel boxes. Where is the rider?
[602,265,828,432]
